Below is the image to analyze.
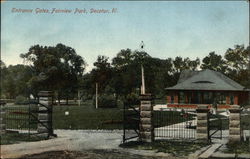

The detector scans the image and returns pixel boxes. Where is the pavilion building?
[166,69,249,109]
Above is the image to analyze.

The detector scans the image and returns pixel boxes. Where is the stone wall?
[139,94,154,142]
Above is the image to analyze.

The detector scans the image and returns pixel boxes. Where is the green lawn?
[120,140,209,157]
[3,101,124,130]
[53,105,124,129]
[0,131,46,145]
[224,141,250,154]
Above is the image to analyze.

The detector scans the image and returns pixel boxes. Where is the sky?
[1,1,249,72]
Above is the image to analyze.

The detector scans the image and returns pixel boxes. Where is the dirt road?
[1,130,178,159]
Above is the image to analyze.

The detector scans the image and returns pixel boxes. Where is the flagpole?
[141,65,145,95]
[140,41,146,95]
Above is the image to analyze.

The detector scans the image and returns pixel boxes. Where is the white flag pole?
[141,65,145,95]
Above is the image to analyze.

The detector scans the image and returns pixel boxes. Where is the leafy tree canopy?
[20,43,86,94]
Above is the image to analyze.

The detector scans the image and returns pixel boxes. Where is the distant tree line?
[1,43,249,104]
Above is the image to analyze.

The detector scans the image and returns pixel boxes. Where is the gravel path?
[1,130,177,159]
[1,130,123,158]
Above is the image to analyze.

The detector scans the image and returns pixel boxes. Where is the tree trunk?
[57,93,61,106]
[66,96,69,105]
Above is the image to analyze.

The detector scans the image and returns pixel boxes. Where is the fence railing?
[154,109,197,139]
[240,109,250,141]
[5,104,38,131]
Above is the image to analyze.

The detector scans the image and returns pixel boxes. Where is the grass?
[53,104,197,130]
[4,101,124,130]
[0,131,47,145]
[120,140,209,157]
[53,106,124,129]
[223,141,250,154]
[52,100,124,129]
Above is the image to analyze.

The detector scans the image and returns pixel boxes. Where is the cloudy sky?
[1,1,249,72]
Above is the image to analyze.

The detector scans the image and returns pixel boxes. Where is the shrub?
[15,95,29,105]
[93,94,117,108]
[124,93,140,106]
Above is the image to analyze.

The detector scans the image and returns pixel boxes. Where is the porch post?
[37,91,54,138]
[229,105,241,142]
[0,104,6,134]
[196,105,209,141]
[139,94,154,142]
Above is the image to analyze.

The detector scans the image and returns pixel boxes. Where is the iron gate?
[207,111,229,142]
[5,100,54,138]
[123,101,140,143]
[5,102,38,133]
[154,108,197,140]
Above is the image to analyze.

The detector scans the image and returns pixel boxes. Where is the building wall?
[166,91,249,108]
[238,91,249,105]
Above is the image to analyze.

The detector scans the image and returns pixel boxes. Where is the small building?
[166,69,249,109]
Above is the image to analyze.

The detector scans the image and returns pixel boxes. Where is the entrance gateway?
[123,96,240,143]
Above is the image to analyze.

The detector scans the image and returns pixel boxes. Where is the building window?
[197,92,202,104]
[179,92,185,104]
[187,94,192,104]
[230,94,234,105]
[191,92,198,104]
[204,92,213,104]
[171,95,174,104]
[215,92,226,104]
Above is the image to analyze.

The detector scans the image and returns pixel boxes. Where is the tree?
[172,57,200,85]
[225,45,249,71]
[92,55,112,94]
[224,45,250,87]
[20,43,86,103]
[1,64,34,99]
[201,52,228,73]
[111,49,152,97]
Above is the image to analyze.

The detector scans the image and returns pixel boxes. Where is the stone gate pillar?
[139,94,154,142]
[196,105,209,141]
[0,104,6,134]
[229,105,241,142]
[37,91,53,137]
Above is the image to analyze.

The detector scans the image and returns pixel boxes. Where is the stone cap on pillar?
[229,105,241,113]
[38,91,54,97]
[197,105,209,113]
[139,94,153,100]
[229,105,240,109]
